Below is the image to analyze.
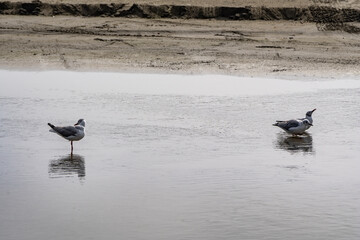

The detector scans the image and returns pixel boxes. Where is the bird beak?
[309,123,313,126]
[312,109,316,113]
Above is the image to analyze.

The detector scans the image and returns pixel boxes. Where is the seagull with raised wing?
[273,119,313,136]
[48,119,86,154]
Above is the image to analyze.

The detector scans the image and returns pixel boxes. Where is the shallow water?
[0,71,359,240]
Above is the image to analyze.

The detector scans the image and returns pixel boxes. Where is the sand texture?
[1,1,360,78]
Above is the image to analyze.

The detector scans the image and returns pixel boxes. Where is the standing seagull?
[48,119,86,154]
[273,119,313,136]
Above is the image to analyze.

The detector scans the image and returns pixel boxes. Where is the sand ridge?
[3,1,360,9]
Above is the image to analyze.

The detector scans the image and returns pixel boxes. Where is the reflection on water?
[49,154,85,179]
[275,132,314,154]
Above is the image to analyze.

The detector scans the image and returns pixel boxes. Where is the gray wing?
[53,126,78,138]
[277,120,299,131]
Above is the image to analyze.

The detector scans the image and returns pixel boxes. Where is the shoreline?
[1,1,360,79]
[2,70,360,99]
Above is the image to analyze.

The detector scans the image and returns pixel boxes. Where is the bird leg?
[71,141,73,155]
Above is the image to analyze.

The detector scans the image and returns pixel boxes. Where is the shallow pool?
[0,71,359,240]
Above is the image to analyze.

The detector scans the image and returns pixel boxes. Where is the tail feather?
[274,120,286,126]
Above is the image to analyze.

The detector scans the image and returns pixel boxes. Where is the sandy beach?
[1,0,360,78]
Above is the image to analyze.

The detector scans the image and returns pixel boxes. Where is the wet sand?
[1,0,360,79]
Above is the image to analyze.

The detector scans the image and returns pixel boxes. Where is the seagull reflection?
[275,132,314,154]
[49,154,85,179]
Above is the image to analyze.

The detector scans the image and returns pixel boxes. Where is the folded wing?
[275,120,299,131]
[49,124,78,138]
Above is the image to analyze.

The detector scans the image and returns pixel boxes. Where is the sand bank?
[0,1,359,78]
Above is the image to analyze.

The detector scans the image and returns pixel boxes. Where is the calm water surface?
[0,71,359,240]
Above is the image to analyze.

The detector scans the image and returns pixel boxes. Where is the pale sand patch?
[1,15,359,79]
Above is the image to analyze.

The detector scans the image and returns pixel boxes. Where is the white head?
[75,119,86,127]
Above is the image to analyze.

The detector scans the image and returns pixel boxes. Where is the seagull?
[48,119,86,154]
[276,109,316,130]
[273,119,313,136]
